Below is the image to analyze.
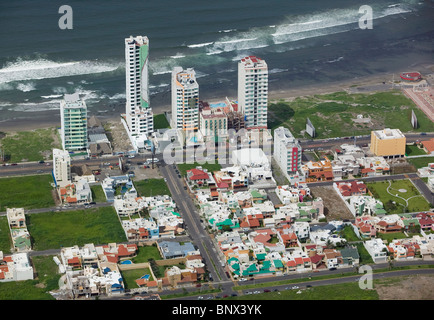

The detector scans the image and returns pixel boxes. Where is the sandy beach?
[1,64,433,134]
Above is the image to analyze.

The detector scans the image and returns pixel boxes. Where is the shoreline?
[1,66,433,134]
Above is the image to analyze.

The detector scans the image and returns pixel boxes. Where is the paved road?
[159,260,434,300]
[158,160,233,290]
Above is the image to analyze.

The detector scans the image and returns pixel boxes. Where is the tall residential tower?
[60,93,88,151]
[124,35,153,146]
[238,56,268,129]
[171,67,199,132]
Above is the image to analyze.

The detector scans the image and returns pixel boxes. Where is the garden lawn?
[405,145,427,156]
[153,113,170,129]
[121,267,154,289]
[268,90,433,139]
[366,179,431,214]
[407,157,434,169]
[132,245,162,263]
[0,128,61,162]
[177,162,222,176]
[27,206,126,250]
[133,178,171,197]
[0,174,55,211]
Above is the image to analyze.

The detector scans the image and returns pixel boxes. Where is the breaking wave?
[0,57,121,84]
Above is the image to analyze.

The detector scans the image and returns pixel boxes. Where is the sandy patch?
[376,275,434,300]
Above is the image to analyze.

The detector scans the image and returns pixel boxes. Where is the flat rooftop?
[373,128,405,140]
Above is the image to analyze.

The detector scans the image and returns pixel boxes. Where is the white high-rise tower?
[238,56,268,129]
[124,36,153,144]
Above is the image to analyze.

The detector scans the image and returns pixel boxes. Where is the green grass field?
[268,90,432,139]
[407,156,434,169]
[153,113,170,129]
[229,282,379,300]
[90,184,107,203]
[27,206,126,250]
[405,145,427,156]
[133,178,171,197]
[366,179,431,214]
[0,174,55,211]
[131,245,162,263]
[0,128,61,162]
[0,216,12,253]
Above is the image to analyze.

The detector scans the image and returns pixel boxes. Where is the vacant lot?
[27,206,126,250]
[153,113,170,129]
[268,90,432,139]
[0,216,12,253]
[0,174,55,211]
[366,179,431,214]
[103,120,133,153]
[375,275,434,300]
[310,186,353,221]
[0,128,61,162]
[90,184,106,203]
[133,178,171,197]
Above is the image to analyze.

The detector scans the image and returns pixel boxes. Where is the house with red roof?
[416,212,434,231]
[284,250,312,273]
[323,249,343,270]
[186,167,212,186]
[421,138,434,155]
[375,220,402,234]
[387,239,421,260]
[354,216,377,239]
[335,181,367,197]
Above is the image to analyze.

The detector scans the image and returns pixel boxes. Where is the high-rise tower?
[171,67,199,132]
[124,35,153,140]
[237,56,268,129]
[60,93,88,151]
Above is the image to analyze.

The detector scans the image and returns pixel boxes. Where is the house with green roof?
[339,246,360,267]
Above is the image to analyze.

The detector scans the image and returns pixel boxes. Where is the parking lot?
[97,155,163,181]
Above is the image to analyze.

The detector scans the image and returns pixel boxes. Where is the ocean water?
[0,0,433,122]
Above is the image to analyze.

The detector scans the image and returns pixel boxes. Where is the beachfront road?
[1,132,432,178]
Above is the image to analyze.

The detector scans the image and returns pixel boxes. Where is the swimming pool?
[120,260,132,264]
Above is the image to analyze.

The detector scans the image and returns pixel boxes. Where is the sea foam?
[0,58,120,84]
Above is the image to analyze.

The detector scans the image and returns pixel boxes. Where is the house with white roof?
[364,238,388,263]
[0,252,34,281]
